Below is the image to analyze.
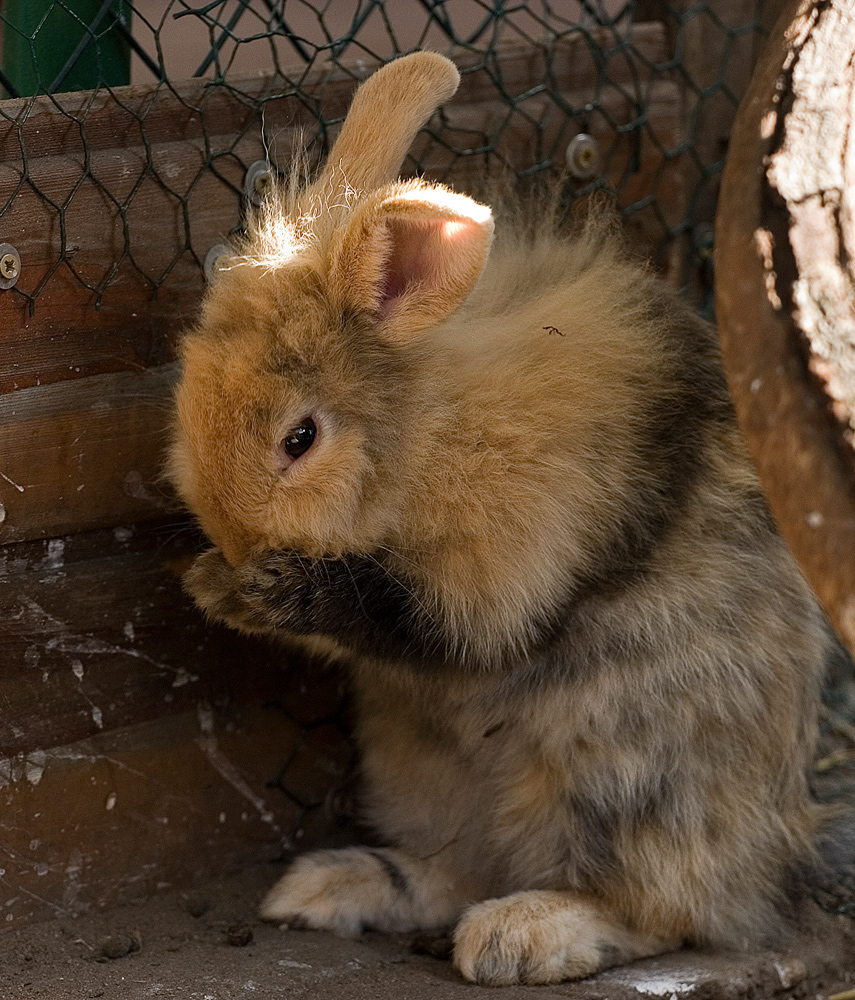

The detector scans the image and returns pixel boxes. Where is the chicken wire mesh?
[0,0,774,319]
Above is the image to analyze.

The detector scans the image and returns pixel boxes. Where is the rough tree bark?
[716,0,855,653]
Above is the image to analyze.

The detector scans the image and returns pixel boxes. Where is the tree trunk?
[716,0,855,653]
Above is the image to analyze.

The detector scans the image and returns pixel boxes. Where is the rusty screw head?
[245,160,275,205]
[254,171,273,197]
[565,133,601,181]
[0,244,21,289]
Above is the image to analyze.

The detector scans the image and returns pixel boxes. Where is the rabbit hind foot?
[259,846,464,938]
[453,890,678,986]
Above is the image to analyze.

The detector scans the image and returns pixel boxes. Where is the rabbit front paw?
[182,547,256,631]
[453,891,673,986]
[259,847,444,937]
[182,547,297,634]
[453,892,600,986]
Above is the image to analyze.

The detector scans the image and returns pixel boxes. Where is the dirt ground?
[2,681,854,999]
[1,859,854,1000]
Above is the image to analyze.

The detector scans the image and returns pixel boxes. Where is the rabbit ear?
[313,52,460,199]
[328,183,494,341]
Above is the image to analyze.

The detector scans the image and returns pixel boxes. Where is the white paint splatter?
[123,621,136,642]
[18,597,185,683]
[197,703,214,735]
[105,792,117,810]
[196,705,278,830]
[0,470,25,492]
[91,706,104,729]
[71,659,84,681]
[633,979,695,997]
[43,538,65,569]
[25,750,47,786]
[172,667,199,688]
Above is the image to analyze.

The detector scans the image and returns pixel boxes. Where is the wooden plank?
[0,511,354,927]
[0,521,351,927]
[0,523,344,757]
[0,367,176,543]
[0,703,350,928]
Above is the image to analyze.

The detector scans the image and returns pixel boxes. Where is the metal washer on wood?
[565,134,600,181]
[204,244,232,284]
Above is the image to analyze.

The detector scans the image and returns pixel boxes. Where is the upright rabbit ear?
[328,184,494,341]
[311,52,460,199]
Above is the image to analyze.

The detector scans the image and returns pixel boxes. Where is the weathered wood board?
[0,704,349,928]
[0,524,351,928]
[0,367,177,544]
[3,527,268,756]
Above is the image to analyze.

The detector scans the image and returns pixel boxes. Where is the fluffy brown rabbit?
[168,52,834,986]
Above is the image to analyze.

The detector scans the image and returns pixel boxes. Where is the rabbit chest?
[350,663,585,899]
[348,647,740,905]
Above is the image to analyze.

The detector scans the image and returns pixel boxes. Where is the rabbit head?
[169,53,494,565]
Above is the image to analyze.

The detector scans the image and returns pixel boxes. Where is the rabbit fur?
[168,52,833,986]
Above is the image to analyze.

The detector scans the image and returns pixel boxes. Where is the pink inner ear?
[380,217,468,317]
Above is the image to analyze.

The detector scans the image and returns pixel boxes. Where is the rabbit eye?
[278,417,317,463]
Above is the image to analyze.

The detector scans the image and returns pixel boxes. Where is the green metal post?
[2,0,132,98]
